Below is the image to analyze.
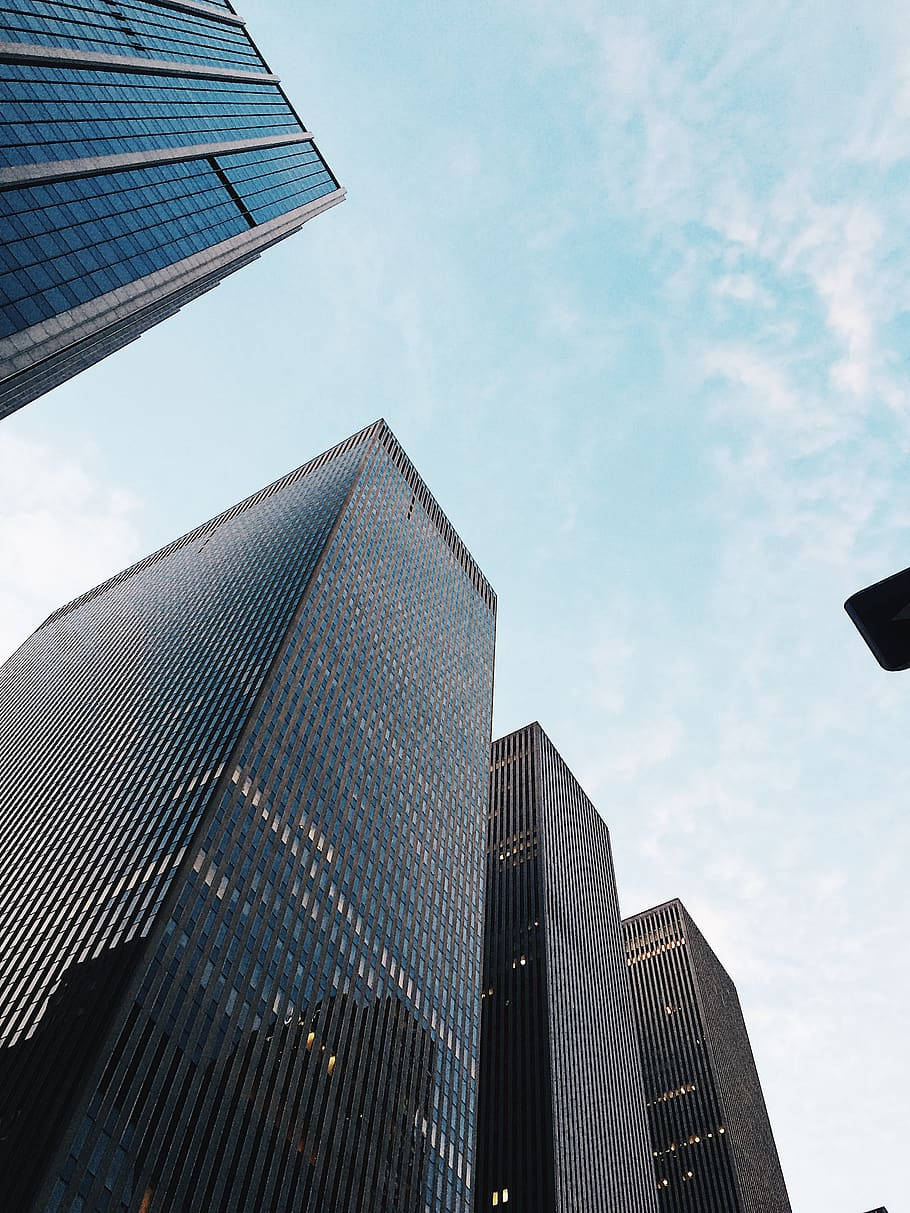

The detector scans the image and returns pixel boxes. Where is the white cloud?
[711,273,771,306]
[531,16,910,1200]
[0,435,141,661]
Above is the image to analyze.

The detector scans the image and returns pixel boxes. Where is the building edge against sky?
[476,721,658,1213]
[0,419,495,1212]
[623,899,792,1213]
[0,0,343,419]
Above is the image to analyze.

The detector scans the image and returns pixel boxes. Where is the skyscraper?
[0,419,496,1213]
[0,0,343,418]
[622,899,791,1213]
[475,722,658,1213]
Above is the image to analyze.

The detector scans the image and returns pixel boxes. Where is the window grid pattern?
[0,0,342,414]
[683,906,791,1213]
[0,145,335,338]
[477,728,555,1213]
[0,421,497,1213]
[535,726,658,1213]
[0,0,267,72]
[477,723,658,1213]
[0,66,299,167]
[0,429,368,1212]
[52,425,495,1213]
[215,143,333,225]
[622,901,791,1213]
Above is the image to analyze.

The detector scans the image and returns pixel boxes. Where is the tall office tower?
[0,0,343,418]
[475,722,658,1213]
[622,900,791,1213]
[0,419,496,1213]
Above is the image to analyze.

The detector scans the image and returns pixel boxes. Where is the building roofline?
[371,420,496,611]
[621,897,686,925]
[490,720,613,839]
[38,419,495,633]
[622,898,738,988]
[491,720,543,748]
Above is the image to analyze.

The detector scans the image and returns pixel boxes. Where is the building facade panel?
[476,722,657,1213]
[0,0,343,417]
[682,908,791,1213]
[0,67,297,168]
[535,728,658,1213]
[622,900,791,1213]
[0,420,496,1213]
[0,142,334,342]
[476,725,555,1213]
[0,0,268,72]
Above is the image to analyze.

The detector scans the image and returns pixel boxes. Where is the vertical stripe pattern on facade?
[0,0,344,416]
[622,900,792,1213]
[477,725,555,1213]
[0,420,496,1213]
[476,722,658,1213]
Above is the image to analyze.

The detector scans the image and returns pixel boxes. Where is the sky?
[2,1,908,1208]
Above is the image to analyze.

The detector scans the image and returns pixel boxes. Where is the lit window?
[502,1190,509,1204]
[327,1054,336,1075]
[493,1193,498,1207]
[306,1032,315,1050]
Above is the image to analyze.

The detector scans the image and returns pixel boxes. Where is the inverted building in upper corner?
[622,899,792,1213]
[0,0,344,418]
[0,420,495,1212]
[475,722,658,1213]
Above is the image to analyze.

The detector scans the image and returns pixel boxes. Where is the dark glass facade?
[0,419,496,1212]
[475,722,657,1213]
[0,0,343,417]
[622,900,791,1213]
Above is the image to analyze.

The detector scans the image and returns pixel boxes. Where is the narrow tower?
[622,899,791,1213]
[0,420,495,1213]
[475,722,657,1213]
[0,0,343,417]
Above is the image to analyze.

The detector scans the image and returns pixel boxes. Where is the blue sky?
[2,2,908,1208]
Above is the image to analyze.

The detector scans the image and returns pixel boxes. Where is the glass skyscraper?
[475,722,658,1213]
[623,899,791,1213]
[0,419,496,1212]
[0,0,343,418]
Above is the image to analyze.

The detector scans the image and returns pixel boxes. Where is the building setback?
[0,419,495,1213]
[0,0,343,417]
[622,899,791,1213]
[475,722,658,1213]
